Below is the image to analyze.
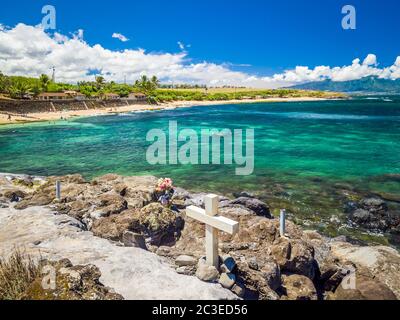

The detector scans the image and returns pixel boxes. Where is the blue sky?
[0,0,399,87]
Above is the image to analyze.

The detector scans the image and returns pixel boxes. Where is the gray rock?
[59,267,82,291]
[347,197,396,232]
[329,274,397,300]
[352,209,372,222]
[122,231,147,250]
[156,246,172,257]
[330,242,400,299]
[219,273,236,289]
[282,274,318,300]
[184,193,208,207]
[173,188,191,200]
[227,197,271,218]
[196,257,220,282]
[233,191,255,198]
[0,202,8,209]
[270,238,316,280]
[261,260,281,291]
[361,198,387,210]
[175,255,197,267]
[176,266,196,276]
[184,193,229,208]
[248,257,259,271]
[218,206,255,217]
[90,210,108,220]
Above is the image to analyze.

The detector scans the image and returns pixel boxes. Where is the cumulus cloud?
[0,23,399,88]
[363,54,377,66]
[112,32,129,42]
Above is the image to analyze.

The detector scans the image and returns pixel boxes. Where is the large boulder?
[235,265,280,300]
[116,176,157,208]
[90,193,128,219]
[121,231,147,250]
[24,259,124,300]
[347,197,399,232]
[328,274,397,300]
[14,175,88,211]
[281,274,318,300]
[330,242,400,299]
[3,189,27,202]
[270,238,316,280]
[130,203,184,246]
[92,209,139,241]
[15,194,54,210]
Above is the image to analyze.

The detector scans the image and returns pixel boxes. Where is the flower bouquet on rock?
[155,178,175,207]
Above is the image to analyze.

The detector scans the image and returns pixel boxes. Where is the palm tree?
[151,75,160,88]
[0,71,6,93]
[95,76,106,89]
[39,74,50,92]
[134,75,159,96]
[8,81,33,99]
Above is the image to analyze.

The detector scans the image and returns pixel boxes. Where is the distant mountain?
[289,76,400,93]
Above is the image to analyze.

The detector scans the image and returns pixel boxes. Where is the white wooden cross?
[186,194,239,268]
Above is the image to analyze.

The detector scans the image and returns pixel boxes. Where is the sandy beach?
[0,97,328,126]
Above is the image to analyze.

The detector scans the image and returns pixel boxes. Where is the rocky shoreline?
[0,172,399,300]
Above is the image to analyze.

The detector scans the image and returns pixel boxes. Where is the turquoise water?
[1,96,400,245]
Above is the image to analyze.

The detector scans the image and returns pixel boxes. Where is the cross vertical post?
[205,194,219,268]
[56,181,61,200]
[280,209,286,237]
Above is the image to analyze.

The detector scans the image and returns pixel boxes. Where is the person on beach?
[8,114,11,121]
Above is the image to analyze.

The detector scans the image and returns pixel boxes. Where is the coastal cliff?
[0,173,399,300]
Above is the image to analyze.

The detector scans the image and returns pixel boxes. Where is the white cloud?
[363,54,377,66]
[0,23,399,88]
[112,32,129,42]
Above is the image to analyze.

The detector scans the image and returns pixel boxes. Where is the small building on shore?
[103,93,120,100]
[128,93,147,101]
[37,92,70,100]
[37,91,87,101]
[64,90,86,100]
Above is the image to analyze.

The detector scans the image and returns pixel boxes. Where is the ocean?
[1,96,399,246]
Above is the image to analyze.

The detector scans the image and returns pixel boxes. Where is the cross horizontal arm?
[186,206,239,235]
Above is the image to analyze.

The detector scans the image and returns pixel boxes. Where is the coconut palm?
[8,81,33,99]
[95,76,106,89]
[151,75,160,88]
[39,74,50,92]
[134,75,159,96]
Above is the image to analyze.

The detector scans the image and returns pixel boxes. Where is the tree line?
[0,72,160,100]
[0,71,344,102]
